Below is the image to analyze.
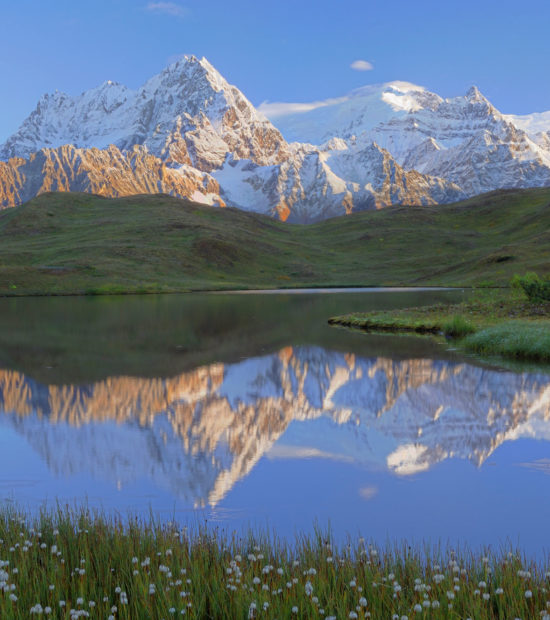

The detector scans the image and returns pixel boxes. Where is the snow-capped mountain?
[1,347,549,506]
[265,82,550,199]
[0,57,289,170]
[1,57,549,221]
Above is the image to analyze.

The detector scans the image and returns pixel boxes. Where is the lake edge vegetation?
[329,278,550,363]
[1,506,550,619]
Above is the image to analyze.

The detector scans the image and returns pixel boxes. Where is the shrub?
[511,272,550,303]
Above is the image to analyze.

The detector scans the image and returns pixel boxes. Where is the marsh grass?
[462,321,550,362]
[1,507,550,619]
[440,315,476,338]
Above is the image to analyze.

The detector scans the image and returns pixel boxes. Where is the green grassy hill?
[0,188,548,295]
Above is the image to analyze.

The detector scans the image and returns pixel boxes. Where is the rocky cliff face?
[1,347,549,506]
[0,144,223,207]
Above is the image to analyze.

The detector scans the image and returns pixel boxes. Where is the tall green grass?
[441,315,476,338]
[0,507,549,619]
[462,321,550,362]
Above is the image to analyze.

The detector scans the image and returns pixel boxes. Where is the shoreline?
[329,289,550,363]
[0,284,470,299]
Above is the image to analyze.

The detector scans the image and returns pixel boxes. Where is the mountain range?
[1,347,549,506]
[1,56,549,222]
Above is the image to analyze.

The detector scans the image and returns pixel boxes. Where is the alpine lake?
[1,289,549,557]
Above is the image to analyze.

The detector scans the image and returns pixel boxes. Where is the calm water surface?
[1,290,549,555]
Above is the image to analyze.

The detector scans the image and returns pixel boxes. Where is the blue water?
[0,290,549,556]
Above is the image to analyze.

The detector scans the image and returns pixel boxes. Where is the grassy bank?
[329,289,550,362]
[0,188,549,295]
[1,508,549,619]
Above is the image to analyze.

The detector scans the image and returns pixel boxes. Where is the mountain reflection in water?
[1,346,549,508]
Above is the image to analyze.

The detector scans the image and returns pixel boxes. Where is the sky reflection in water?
[0,291,549,555]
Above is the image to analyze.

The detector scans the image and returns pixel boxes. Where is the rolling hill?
[0,188,548,295]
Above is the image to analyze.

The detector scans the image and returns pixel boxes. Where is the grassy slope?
[0,188,549,295]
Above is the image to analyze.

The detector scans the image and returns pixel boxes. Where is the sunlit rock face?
[1,347,549,506]
[0,144,223,208]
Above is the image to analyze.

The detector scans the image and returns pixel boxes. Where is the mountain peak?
[466,85,488,103]
[159,54,227,92]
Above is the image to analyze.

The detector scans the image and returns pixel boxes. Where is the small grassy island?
[1,508,550,620]
[329,275,550,363]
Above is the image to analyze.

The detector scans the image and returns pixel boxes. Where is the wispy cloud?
[267,444,354,462]
[258,96,350,119]
[146,2,187,18]
[358,485,378,500]
[350,59,373,71]
[167,52,193,66]
[519,458,550,475]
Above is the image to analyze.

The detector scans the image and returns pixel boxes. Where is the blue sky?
[1,0,549,141]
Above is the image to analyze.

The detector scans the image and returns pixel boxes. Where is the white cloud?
[350,59,373,72]
[266,444,354,462]
[146,2,187,17]
[358,486,378,500]
[258,96,350,119]
[519,458,550,475]
[167,52,193,66]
